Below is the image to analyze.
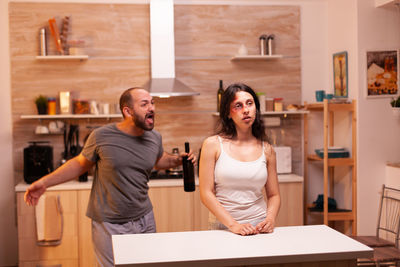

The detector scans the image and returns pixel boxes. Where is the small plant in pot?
[35,95,48,115]
[390,95,400,117]
[391,95,400,108]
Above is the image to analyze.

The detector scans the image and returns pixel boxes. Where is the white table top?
[112,225,373,266]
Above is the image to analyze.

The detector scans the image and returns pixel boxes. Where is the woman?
[199,83,280,236]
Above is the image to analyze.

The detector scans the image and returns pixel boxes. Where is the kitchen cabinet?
[148,185,208,232]
[16,176,302,266]
[16,190,79,267]
[275,180,303,226]
[303,99,357,234]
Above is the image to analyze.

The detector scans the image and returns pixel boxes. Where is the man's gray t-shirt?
[82,123,163,223]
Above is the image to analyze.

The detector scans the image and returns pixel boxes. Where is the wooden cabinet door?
[17,191,79,263]
[193,186,209,230]
[148,186,194,232]
[77,190,96,267]
[275,182,304,226]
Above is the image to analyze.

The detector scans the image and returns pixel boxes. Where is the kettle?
[167,148,183,176]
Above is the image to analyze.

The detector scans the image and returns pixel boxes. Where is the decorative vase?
[36,103,47,115]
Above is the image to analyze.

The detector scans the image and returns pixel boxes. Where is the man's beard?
[132,110,155,131]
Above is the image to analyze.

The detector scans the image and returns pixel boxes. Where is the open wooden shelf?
[36,55,89,61]
[20,114,122,120]
[230,54,283,61]
[307,154,354,166]
[304,99,357,234]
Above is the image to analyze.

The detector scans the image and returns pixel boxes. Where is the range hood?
[143,0,199,98]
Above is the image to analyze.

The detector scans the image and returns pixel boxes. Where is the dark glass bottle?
[182,142,195,192]
[217,80,224,112]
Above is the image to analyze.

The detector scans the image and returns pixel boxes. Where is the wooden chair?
[356,185,400,266]
[352,184,400,248]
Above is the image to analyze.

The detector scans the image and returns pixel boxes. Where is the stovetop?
[150,171,183,180]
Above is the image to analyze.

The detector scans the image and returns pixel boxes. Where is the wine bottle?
[182,142,195,192]
[217,80,224,112]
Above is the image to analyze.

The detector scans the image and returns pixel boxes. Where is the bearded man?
[24,87,196,267]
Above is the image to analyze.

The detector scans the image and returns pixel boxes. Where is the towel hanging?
[35,194,63,246]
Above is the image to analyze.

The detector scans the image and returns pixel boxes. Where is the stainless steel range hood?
[143,0,199,98]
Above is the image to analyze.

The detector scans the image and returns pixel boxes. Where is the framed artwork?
[367,50,398,98]
[333,51,348,98]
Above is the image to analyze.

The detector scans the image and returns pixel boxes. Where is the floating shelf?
[212,110,308,116]
[36,55,89,61]
[231,55,283,61]
[21,114,122,120]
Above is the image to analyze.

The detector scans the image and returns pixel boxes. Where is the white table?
[112,225,373,266]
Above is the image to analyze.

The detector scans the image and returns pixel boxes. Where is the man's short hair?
[119,87,143,117]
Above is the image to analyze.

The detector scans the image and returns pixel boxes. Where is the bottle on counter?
[182,142,195,192]
[217,80,224,112]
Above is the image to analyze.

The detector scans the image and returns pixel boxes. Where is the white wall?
[0,1,18,266]
[356,0,400,235]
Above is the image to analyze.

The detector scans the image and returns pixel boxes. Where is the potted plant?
[391,95,400,117]
[35,95,48,115]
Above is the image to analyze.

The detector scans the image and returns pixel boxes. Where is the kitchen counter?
[15,174,303,192]
[112,225,372,267]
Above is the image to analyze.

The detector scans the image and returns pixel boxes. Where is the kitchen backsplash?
[9,2,301,183]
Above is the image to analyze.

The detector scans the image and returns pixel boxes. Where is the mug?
[326,94,334,100]
[315,90,325,102]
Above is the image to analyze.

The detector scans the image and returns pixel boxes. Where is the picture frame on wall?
[333,51,348,98]
[366,50,398,98]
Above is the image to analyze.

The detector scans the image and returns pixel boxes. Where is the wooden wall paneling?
[174,5,300,57]
[9,3,150,57]
[10,2,302,187]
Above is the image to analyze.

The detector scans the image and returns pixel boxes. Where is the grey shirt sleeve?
[81,130,98,162]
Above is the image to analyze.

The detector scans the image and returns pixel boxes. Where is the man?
[24,87,196,266]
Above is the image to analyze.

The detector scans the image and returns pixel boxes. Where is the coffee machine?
[24,141,53,184]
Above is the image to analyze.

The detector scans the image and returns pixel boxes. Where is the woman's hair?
[216,83,267,141]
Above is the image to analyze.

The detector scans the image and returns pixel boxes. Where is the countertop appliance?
[24,141,53,184]
[274,146,292,174]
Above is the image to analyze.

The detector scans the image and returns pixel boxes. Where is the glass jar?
[274,98,283,111]
[265,98,274,112]
[256,92,266,112]
[47,97,56,115]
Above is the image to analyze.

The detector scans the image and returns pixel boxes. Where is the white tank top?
[214,136,267,225]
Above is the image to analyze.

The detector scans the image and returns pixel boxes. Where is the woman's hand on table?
[230,222,259,236]
[256,217,275,233]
